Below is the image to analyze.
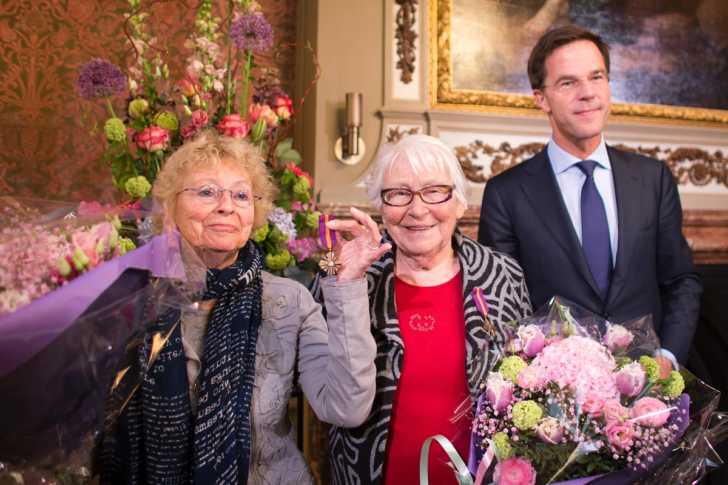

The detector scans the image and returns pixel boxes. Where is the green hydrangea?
[293,178,311,201]
[252,223,270,243]
[154,111,179,131]
[268,226,288,244]
[128,98,149,119]
[265,250,293,271]
[662,370,685,399]
[512,400,543,431]
[124,176,152,199]
[499,355,528,382]
[306,211,321,229]
[104,117,126,142]
[640,356,660,382]
[118,237,136,255]
[492,432,512,460]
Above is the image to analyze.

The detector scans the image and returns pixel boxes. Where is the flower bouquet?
[0,198,205,483]
[78,0,320,274]
[419,298,727,485]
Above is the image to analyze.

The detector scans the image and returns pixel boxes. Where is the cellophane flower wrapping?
[469,297,727,485]
[0,197,213,483]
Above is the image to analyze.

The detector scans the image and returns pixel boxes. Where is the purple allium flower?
[77,58,126,99]
[230,13,273,53]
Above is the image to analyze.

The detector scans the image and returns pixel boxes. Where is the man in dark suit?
[478,25,702,371]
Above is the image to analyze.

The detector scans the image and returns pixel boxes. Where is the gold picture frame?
[429,0,728,125]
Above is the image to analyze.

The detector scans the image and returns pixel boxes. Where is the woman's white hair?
[365,134,468,208]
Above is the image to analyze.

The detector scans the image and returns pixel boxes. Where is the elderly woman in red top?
[312,134,532,484]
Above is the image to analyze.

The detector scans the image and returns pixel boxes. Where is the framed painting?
[430,0,728,124]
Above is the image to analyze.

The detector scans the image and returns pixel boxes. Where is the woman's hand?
[325,207,392,282]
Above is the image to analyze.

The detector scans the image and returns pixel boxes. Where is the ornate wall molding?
[452,140,728,188]
[394,0,418,85]
[385,124,421,143]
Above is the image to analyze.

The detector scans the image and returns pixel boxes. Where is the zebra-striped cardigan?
[311,232,532,485]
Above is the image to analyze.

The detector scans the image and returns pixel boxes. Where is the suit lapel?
[605,146,642,308]
[521,150,603,299]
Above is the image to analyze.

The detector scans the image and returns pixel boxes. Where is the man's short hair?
[527,25,610,90]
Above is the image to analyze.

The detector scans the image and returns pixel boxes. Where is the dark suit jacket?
[478,146,702,363]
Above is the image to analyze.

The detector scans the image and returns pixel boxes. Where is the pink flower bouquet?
[464,297,723,485]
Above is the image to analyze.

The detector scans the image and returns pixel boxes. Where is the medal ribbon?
[318,214,338,250]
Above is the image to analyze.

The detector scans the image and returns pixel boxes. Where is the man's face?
[534,40,611,157]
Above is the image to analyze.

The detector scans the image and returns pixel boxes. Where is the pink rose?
[136,126,170,151]
[517,325,545,357]
[517,365,545,391]
[604,324,634,353]
[602,398,629,423]
[217,114,250,139]
[272,95,293,120]
[605,421,635,450]
[535,417,564,445]
[631,397,670,428]
[493,457,536,485]
[190,109,209,128]
[485,372,514,413]
[615,362,646,397]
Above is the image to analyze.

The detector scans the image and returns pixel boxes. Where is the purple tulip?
[486,372,514,413]
[615,362,646,397]
[535,417,564,445]
[517,325,546,357]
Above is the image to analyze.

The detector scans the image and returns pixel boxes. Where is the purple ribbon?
[318,214,338,250]
[0,233,186,377]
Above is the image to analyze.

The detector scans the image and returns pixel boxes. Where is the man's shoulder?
[607,145,665,172]
[487,149,547,188]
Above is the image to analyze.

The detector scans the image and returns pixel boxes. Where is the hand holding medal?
[319,207,392,281]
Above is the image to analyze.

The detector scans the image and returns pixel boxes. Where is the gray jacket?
[182,271,375,485]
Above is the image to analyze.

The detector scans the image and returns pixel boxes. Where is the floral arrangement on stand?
[0,200,136,315]
[78,0,320,274]
[470,300,690,485]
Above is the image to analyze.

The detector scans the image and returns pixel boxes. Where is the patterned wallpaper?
[0,0,297,201]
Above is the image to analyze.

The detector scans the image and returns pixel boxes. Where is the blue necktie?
[577,160,612,299]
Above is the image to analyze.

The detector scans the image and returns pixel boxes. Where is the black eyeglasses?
[380,185,454,207]
[177,184,260,208]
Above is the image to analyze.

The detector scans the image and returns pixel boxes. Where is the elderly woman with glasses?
[312,134,532,485]
[97,130,390,485]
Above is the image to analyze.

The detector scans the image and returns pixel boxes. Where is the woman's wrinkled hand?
[325,207,392,282]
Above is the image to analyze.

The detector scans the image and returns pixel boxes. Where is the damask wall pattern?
[0,0,297,201]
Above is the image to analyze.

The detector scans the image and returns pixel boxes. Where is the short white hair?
[365,134,468,208]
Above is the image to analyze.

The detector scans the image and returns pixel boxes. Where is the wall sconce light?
[334,92,366,165]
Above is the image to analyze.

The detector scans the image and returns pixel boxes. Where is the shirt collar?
[547,137,611,175]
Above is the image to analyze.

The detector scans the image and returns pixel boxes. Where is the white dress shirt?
[547,137,619,266]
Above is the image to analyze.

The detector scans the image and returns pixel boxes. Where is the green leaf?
[274,138,293,158]
[279,148,302,165]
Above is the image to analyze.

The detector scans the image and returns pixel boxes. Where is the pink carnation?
[136,126,170,151]
[217,114,250,138]
[190,109,209,128]
[493,457,536,485]
[631,397,670,428]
